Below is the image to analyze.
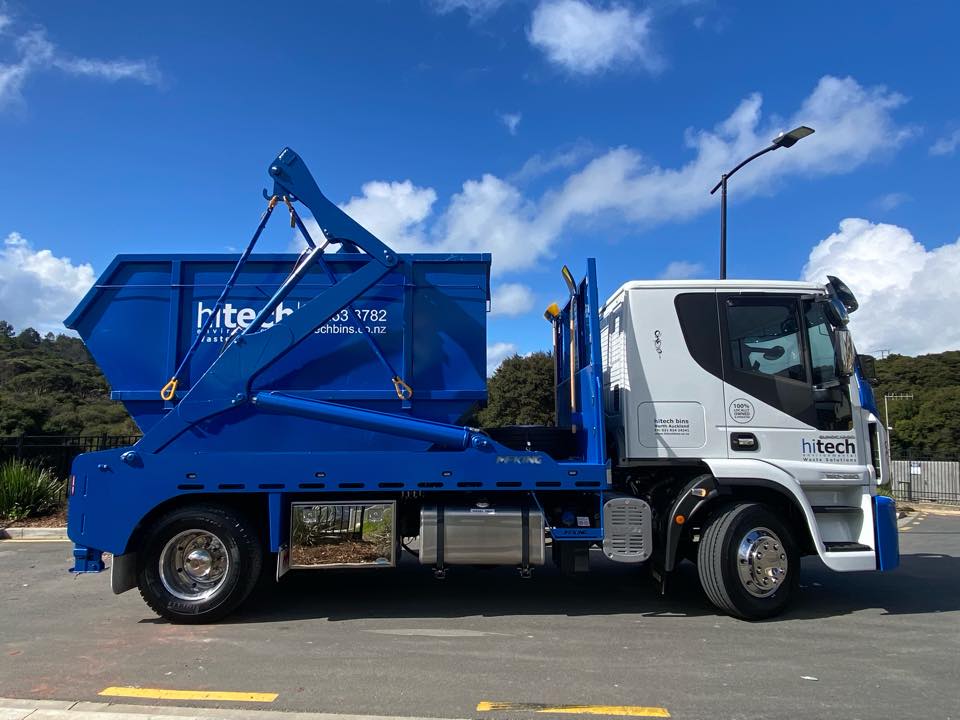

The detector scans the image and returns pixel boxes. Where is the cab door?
[718,294,859,479]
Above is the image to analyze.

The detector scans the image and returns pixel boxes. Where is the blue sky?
[1,1,959,370]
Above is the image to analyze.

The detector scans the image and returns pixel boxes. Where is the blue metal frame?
[553,258,607,464]
[66,149,610,569]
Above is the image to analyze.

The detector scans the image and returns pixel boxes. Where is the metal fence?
[0,435,141,499]
[891,458,960,505]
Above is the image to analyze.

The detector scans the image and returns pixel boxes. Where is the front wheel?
[697,502,798,620]
[137,504,262,624]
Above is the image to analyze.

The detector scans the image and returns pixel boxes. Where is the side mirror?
[835,328,856,377]
[858,354,878,383]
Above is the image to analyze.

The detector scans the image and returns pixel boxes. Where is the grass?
[0,458,64,521]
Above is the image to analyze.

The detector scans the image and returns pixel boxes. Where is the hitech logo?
[800,435,857,464]
[196,300,296,333]
[801,438,855,455]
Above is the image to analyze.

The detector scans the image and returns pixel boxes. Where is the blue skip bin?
[66,252,491,452]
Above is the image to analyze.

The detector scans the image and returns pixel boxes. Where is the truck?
[64,148,899,623]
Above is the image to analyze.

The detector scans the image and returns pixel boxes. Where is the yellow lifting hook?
[160,377,179,401]
[392,376,413,401]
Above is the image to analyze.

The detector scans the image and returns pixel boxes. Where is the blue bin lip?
[64,251,492,330]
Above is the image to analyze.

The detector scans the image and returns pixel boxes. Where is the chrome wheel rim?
[159,530,230,602]
[736,527,788,598]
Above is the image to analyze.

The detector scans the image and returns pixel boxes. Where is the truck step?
[812,505,861,514]
[824,541,872,552]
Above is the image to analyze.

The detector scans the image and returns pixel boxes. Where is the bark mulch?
[0,507,67,529]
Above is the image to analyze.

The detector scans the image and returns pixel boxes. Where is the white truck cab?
[600,277,895,616]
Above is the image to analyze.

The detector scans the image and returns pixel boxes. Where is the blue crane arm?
[267,147,397,267]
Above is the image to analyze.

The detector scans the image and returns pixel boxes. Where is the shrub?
[0,459,63,520]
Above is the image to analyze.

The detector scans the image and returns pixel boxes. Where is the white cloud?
[659,260,705,279]
[874,192,909,212]
[533,76,910,231]
[930,129,960,157]
[295,76,908,283]
[490,282,535,316]
[52,56,160,84]
[337,180,437,252]
[0,14,160,111]
[500,111,522,135]
[437,174,551,274]
[0,232,95,334]
[510,140,596,183]
[430,0,509,19]
[802,218,960,355]
[487,341,518,376]
[528,0,660,76]
[292,173,550,275]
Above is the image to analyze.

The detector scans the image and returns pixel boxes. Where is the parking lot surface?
[2,511,959,720]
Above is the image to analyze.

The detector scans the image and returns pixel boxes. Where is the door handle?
[730,432,759,451]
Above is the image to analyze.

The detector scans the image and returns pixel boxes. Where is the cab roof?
[602,279,827,309]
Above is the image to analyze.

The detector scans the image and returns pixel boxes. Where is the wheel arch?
[664,471,819,572]
[122,493,270,557]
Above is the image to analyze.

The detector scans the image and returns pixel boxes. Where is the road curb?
[0,526,68,540]
[905,503,960,516]
[896,511,919,528]
[0,697,469,720]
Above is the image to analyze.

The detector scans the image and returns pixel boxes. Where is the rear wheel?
[697,502,798,620]
[138,504,262,624]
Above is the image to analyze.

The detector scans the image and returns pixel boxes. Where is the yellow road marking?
[99,687,278,702]
[477,701,670,717]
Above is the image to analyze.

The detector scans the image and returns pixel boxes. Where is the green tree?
[478,351,555,427]
[16,328,41,349]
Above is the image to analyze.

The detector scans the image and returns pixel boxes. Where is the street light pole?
[711,125,815,280]
[719,174,727,280]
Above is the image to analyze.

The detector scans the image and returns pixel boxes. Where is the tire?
[697,502,798,620]
[137,504,262,624]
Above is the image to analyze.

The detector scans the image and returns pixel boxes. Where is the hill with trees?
[0,320,138,436]
[871,350,960,458]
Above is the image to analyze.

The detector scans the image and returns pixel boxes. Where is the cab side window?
[726,300,807,383]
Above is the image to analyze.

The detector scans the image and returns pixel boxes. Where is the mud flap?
[276,544,290,580]
[111,552,138,594]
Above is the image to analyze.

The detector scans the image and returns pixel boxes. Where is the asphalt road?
[2,511,959,720]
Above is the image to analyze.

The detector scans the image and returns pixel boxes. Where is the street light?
[710,125,815,279]
[884,392,913,433]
